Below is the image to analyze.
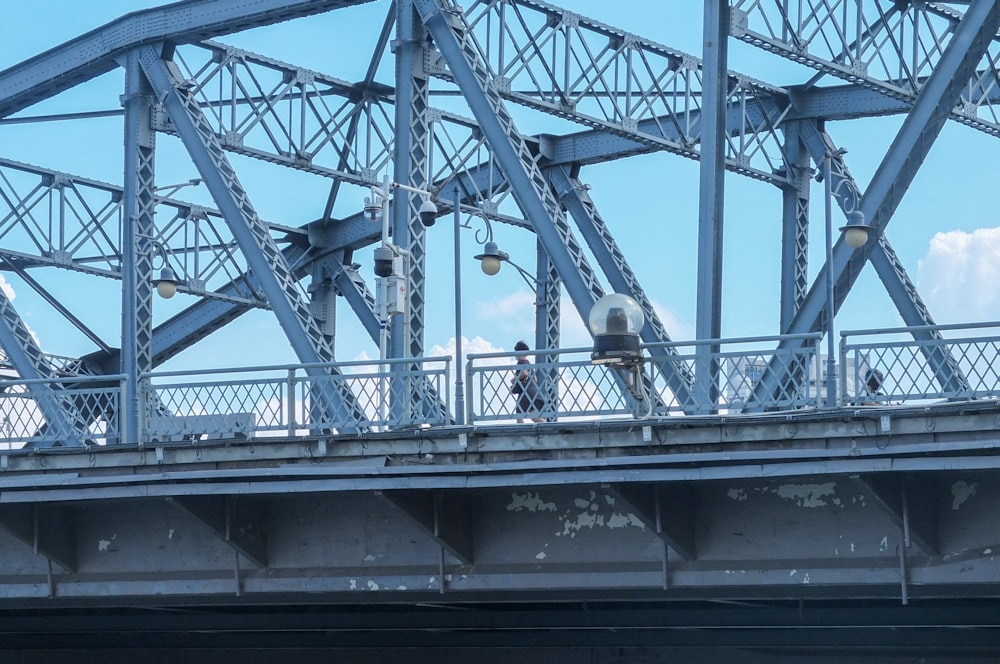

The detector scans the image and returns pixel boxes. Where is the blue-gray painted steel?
[548,166,694,406]
[779,122,810,331]
[695,0,728,410]
[137,46,367,432]
[781,0,1000,353]
[119,50,157,446]
[795,125,962,394]
[0,0,375,118]
[414,0,608,341]
[0,293,83,447]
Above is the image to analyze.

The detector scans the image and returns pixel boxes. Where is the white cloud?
[428,335,509,360]
[917,227,1000,323]
[0,275,15,302]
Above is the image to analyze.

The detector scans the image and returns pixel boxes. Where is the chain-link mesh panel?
[142,358,450,443]
[469,339,821,423]
[844,323,1000,404]
[0,378,121,448]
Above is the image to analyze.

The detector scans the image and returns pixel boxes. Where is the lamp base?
[591,334,642,365]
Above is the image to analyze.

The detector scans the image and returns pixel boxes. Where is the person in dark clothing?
[860,368,885,405]
[511,340,545,423]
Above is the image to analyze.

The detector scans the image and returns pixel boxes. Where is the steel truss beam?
[732,0,1000,137]
[0,290,87,447]
[795,122,970,394]
[445,0,793,183]
[413,0,605,335]
[413,0,689,405]
[0,0,375,119]
[777,0,1000,379]
[547,166,694,403]
[137,44,368,432]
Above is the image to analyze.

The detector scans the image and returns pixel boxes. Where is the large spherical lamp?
[589,293,645,365]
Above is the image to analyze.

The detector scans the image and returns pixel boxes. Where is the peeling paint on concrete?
[802,573,810,584]
[167,529,174,540]
[607,513,644,529]
[951,481,978,510]
[727,488,747,501]
[507,492,556,513]
[772,482,837,508]
[367,580,379,590]
[349,579,357,590]
[879,536,888,552]
[98,534,117,552]
[557,491,646,537]
[396,586,407,590]
[789,569,797,577]
[536,551,546,560]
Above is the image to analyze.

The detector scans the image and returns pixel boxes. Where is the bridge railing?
[466,334,823,423]
[643,334,823,414]
[840,321,1000,404]
[0,374,123,449]
[467,346,632,423]
[140,356,452,441]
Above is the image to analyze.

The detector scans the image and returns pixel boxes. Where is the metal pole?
[378,177,390,427]
[452,188,465,425]
[824,153,836,407]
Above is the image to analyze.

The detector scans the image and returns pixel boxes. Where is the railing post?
[286,369,297,437]
[444,358,453,426]
[465,357,475,426]
[839,333,848,406]
[129,375,139,448]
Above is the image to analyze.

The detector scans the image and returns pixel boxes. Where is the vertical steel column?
[392,0,431,363]
[695,0,729,409]
[120,49,157,445]
[535,237,560,419]
[779,122,810,334]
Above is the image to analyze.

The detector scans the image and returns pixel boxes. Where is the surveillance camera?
[418,198,438,227]
[373,246,395,278]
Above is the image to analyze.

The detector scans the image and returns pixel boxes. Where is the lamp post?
[823,150,875,406]
[452,188,465,425]
[364,175,437,427]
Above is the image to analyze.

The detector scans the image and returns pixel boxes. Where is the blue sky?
[0,1,996,372]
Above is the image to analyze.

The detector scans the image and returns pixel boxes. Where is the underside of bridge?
[0,407,999,660]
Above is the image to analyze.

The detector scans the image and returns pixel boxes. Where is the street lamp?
[140,236,181,299]
[474,240,537,288]
[822,149,876,406]
[839,209,875,249]
[589,293,644,366]
[152,265,180,299]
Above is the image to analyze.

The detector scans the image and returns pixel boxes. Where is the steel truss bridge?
[1,0,1000,661]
